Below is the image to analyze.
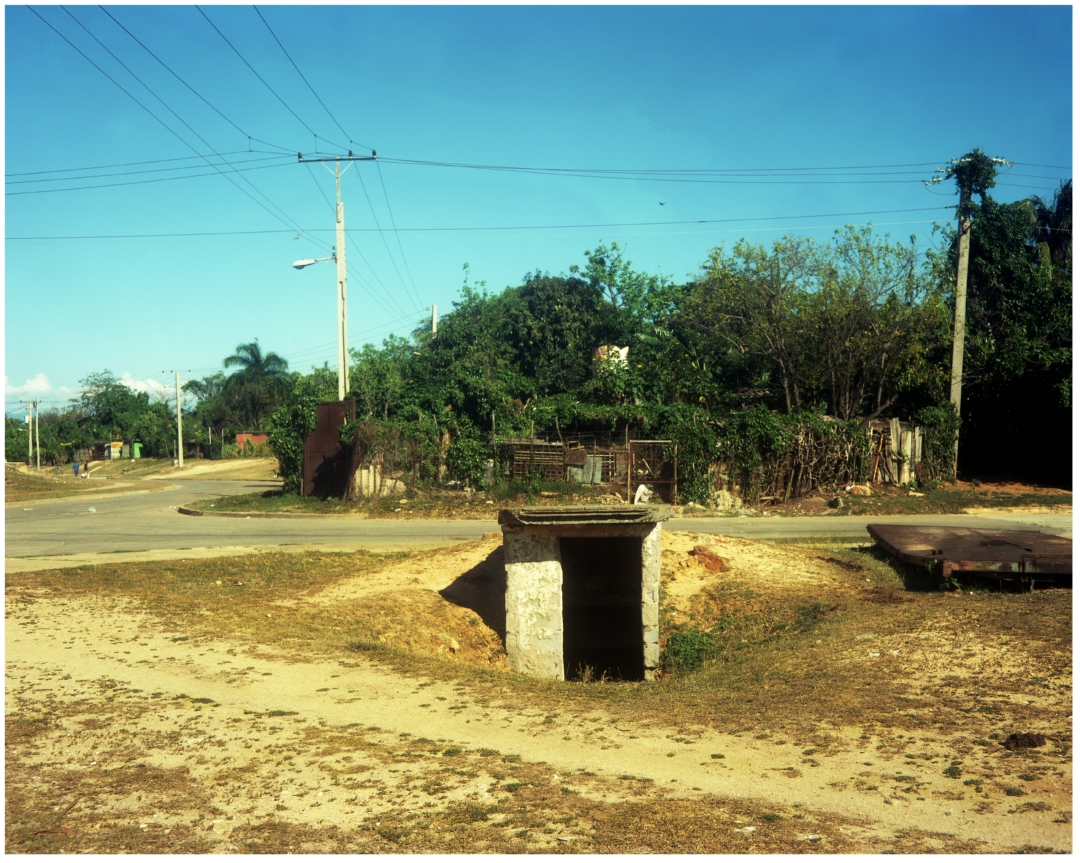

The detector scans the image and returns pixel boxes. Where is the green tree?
[806,226,947,420]
[351,335,412,420]
[930,180,1072,483]
[684,236,817,414]
[222,339,290,431]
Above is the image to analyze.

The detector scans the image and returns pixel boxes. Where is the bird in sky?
[659,202,666,205]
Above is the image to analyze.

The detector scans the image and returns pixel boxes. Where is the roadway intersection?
[5,479,1071,571]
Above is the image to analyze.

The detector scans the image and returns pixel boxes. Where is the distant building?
[236,433,268,450]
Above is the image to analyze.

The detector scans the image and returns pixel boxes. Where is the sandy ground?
[141,458,280,482]
[6,530,1071,853]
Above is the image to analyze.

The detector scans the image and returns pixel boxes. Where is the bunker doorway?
[560,536,644,681]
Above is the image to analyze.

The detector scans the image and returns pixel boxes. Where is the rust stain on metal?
[302,399,356,498]
[867,523,1071,587]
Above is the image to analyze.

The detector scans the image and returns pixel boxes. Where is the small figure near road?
[73,460,80,478]
[83,461,91,479]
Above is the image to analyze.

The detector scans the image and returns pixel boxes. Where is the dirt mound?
[304,530,862,671]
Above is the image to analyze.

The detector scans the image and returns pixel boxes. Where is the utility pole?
[431,304,438,336]
[175,372,184,469]
[26,403,33,466]
[35,398,40,472]
[925,150,1012,476]
[949,189,972,471]
[335,160,349,400]
[296,150,376,401]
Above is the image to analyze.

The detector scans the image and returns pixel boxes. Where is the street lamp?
[292,256,334,270]
[292,241,349,400]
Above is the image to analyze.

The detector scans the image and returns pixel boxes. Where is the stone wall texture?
[502,521,662,682]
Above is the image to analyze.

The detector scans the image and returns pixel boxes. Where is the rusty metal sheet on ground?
[867,523,1072,581]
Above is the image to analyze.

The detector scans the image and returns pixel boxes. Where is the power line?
[4,155,297,196]
[375,159,423,309]
[61,6,323,248]
[6,153,295,186]
[197,5,344,152]
[6,149,283,177]
[350,168,415,308]
[344,229,415,319]
[98,6,297,156]
[28,6,330,253]
[385,157,951,175]
[5,206,958,241]
[253,5,372,151]
[301,160,411,318]
[1015,162,1072,170]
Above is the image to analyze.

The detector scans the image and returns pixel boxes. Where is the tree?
[930,181,1073,484]
[806,226,946,420]
[222,339,290,431]
[267,367,339,493]
[351,336,411,421]
[685,236,817,414]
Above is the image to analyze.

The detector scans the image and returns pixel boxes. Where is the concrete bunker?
[499,505,672,682]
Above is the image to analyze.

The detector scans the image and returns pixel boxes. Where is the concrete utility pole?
[925,150,1012,476]
[294,150,375,401]
[175,372,184,469]
[335,161,349,400]
[35,398,40,472]
[949,190,972,470]
[431,304,438,336]
[26,403,33,466]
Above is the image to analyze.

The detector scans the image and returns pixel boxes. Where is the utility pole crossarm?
[297,150,376,163]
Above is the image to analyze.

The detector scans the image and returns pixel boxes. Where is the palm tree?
[1026,180,1072,268]
[222,339,290,431]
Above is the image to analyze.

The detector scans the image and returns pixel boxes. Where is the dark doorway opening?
[560,536,644,681]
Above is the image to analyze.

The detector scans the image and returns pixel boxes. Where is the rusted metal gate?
[628,440,677,503]
[302,399,356,498]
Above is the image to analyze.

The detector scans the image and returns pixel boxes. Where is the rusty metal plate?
[302,399,356,498]
[867,523,1072,581]
[564,447,588,467]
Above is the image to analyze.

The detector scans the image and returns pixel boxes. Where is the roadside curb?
[177,507,345,519]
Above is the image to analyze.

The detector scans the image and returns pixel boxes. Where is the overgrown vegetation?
[255,166,1068,499]
[17,157,1068,495]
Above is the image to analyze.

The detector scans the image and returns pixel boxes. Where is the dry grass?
[7,540,1071,742]
[5,685,985,855]
[4,465,171,503]
[7,536,1071,853]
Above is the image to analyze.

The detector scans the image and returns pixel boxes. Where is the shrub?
[447,436,489,487]
[662,629,715,675]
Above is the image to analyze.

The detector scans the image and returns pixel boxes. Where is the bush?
[916,402,960,483]
[267,397,319,494]
[661,629,715,675]
[447,437,489,487]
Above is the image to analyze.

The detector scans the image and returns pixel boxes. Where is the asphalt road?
[5,479,1072,562]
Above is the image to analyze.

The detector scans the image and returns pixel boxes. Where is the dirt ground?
[6,531,1071,854]
[140,457,280,482]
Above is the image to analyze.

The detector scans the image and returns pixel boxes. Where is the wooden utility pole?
[949,189,972,473]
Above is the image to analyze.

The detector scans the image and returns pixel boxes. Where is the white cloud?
[5,373,53,396]
[118,373,171,401]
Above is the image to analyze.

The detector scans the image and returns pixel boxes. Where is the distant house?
[90,440,142,460]
[236,433,268,450]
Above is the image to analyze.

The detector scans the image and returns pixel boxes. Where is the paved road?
[6,479,1072,563]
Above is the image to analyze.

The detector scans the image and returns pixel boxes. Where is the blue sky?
[5,4,1072,414]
